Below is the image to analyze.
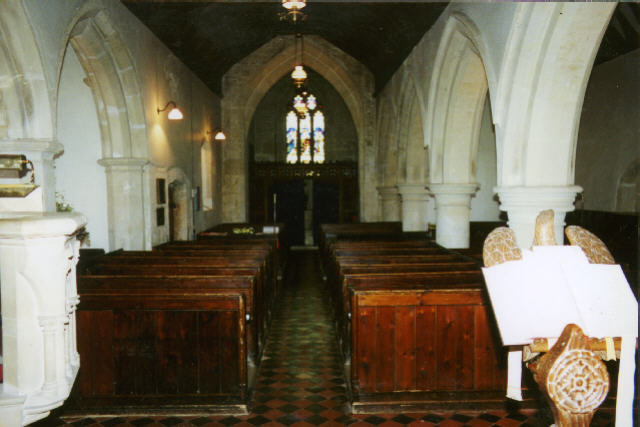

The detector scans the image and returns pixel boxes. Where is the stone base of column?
[376,186,401,222]
[428,183,478,249]
[494,185,582,249]
[397,184,429,232]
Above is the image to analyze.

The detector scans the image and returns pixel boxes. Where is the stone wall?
[576,49,640,213]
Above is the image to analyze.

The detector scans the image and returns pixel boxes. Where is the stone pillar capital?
[397,183,430,232]
[493,185,582,209]
[494,185,583,248]
[397,183,429,201]
[428,183,479,196]
[98,157,149,170]
[376,185,399,198]
[0,138,63,156]
[428,183,479,209]
[427,183,478,248]
[376,185,401,221]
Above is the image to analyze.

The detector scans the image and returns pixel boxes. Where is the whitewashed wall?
[23,0,223,249]
[55,46,109,250]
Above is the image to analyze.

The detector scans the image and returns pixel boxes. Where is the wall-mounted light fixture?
[214,131,226,141]
[157,101,183,120]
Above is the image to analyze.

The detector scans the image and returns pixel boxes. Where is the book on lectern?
[481,245,637,346]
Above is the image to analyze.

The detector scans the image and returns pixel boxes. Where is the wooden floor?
[36,249,617,426]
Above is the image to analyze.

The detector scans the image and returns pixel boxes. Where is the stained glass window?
[285,92,325,164]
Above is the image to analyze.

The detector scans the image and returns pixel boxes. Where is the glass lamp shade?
[291,65,307,87]
[214,131,226,141]
[282,0,306,10]
[167,107,183,120]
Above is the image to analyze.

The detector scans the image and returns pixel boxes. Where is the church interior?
[0,0,638,426]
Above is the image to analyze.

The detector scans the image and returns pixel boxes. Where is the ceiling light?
[280,0,306,22]
[291,65,307,88]
[214,131,226,141]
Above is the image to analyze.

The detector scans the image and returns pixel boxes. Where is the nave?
[35,250,615,427]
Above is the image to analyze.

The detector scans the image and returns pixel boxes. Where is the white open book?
[482,245,637,345]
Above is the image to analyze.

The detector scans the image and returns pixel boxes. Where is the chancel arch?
[222,35,375,223]
[61,10,149,250]
[247,69,359,244]
[425,13,490,248]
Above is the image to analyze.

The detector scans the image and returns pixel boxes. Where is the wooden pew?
[71,240,276,415]
[73,287,249,414]
[321,232,509,413]
[347,277,507,412]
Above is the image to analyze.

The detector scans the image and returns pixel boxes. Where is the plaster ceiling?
[121,1,448,96]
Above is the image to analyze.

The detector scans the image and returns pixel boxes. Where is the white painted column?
[0,140,63,211]
[428,183,478,249]
[494,185,582,249]
[397,183,429,232]
[98,157,148,250]
[0,212,86,425]
[376,186,401,222]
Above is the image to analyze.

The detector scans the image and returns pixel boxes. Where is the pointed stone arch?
[62,9,150,250]
[493,2,615,247]
[424,12,489,247]
[426,12,488,186]
[0,1,60,209]
[221,35,376,222]
[396,75,427,185]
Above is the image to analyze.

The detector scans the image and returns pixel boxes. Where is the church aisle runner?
[36,250,615,426]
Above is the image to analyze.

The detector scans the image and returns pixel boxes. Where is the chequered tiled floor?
[35,249,616,426]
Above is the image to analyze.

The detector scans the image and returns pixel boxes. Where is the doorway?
[168,180,189,241]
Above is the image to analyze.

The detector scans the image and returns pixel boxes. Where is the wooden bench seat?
[72,289,249,414]
[320,228,510,413]
[72,238,278,415]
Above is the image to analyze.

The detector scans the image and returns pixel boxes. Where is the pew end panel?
[349,289,514,413]
[69,292,249,415]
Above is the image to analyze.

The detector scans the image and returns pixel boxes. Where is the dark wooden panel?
[436,306,456,390]
[355,307,376,391]
[113,310,137,395]
[415,306,437,391]
[474,305,496,390]
[199,311,222,393]
[136,311,157,394]
[395,306,415,391]
[76,310,115,397]
[156,311,198,394]
[219,309,240,394]
[375,307,395,392]
[455,306,475,390]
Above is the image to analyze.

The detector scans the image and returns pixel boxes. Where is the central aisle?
[250,248,352,424]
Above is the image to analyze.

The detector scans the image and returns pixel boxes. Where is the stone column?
[397,183,429,232]
[98,157,148,250]
[428,183,478,249]
[0,140,63,211]
[495,185,582,249]
[376,186,401,222]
